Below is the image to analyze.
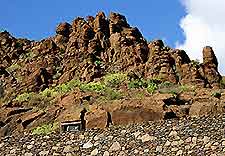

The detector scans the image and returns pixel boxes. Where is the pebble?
[176,150,183,155]
[109,141,121,152]
[203,136,210,144]
[39,150,49,156]
[164,140,171,146]
[139,134,155,142]
[222,141,225,146]
[93,135,99,141]
[27,145,33,150]
[24,153,33,156]
[192,137,197,144]
[83,141,93,149]
[156,146,162,152]
[169,131,177,137]
[185,137,192,143]
[63,146,73,153]
[171,147,178,152]
[171,141,179,146]
[103,151,110,156]
[90,148,98,155]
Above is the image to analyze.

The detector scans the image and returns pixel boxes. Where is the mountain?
[0,12,224,136]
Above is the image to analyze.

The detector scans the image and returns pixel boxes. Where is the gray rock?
[176,150,183,155]
[10,149,16,154]
[103,151,110,156]
[83,141,93,149]
[203,136,210,144]
[27,145,33,150]
[139,134,155,142]
[90,148,98,155]
[171,141,179,146]
[156,146,162,152]
[93,135,99,141]
[52,146,58,151]
[24,153,33,156]
[169,131,178,137]
[222,141,225,146]
[109,141,121,152]
[39,150,49,156]
[171,147,178,152]
[63,145,73,153]
[164,140,171,146]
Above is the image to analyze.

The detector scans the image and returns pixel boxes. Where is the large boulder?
[202,46,222,88]
[56,22,72,37]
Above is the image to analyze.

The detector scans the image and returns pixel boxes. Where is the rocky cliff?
[0,12,224,136]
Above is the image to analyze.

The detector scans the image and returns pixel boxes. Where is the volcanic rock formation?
[0,11,224,136]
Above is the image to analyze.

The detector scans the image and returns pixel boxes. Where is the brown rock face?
[145,40,177,83]
[54,22,72,49]
[202,46,222,88]
[56,22,72,37]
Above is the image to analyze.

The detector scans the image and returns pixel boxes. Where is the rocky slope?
[0,114,225,156]
[0,11,224,136]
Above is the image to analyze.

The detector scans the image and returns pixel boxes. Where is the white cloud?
[176,0,225,75]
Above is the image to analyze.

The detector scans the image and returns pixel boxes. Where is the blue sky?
[0,0,185,47]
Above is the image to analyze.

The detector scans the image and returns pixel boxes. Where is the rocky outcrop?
[201,46,222,88]
[0,11,224,136]
[145,40,177,83]
[0,12,222,90]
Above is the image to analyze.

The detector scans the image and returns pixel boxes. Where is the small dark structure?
[61,120,83,132]
[61,108,87,132]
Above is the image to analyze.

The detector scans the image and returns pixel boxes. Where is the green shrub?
[80,82,106,92]
[66,79,81,89]
[103,73,127,87]
[179,85,189,92]
[158,81,174,88]
[41,88,58,97]
[95,60,102,66]
[146,78,162,85]
[146,82,158,94]
[157,81,182,95]
[32,122,58,135]
[56,84,72,93]
[19,51,36,61]
[104,88,123,100]
[16,79,81,104]
[6,64,21,73]
[135,92,145,99]
[55,79,81,94]
[15,92,36,102]
[128,79,147,89]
